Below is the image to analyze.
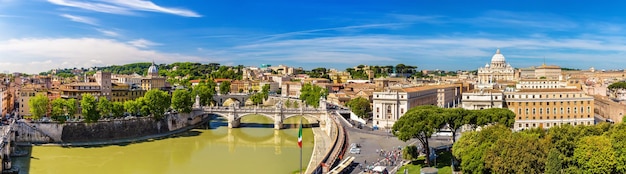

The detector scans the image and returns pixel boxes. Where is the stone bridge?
[201,106,328,129]
[212,93,250,106]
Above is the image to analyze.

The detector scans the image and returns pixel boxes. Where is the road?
[329,110,453,174]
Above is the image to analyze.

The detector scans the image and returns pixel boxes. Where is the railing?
[203,107,327,113]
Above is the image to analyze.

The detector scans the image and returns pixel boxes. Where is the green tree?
[546,148,563,174]
[97,97,112,118]
[285,100,292,108]
[193,81,216,106]
[111,102,124,118]
[219,81,231,95]
[453,125,512,173]
[573,136,615,173]
[124,99,141,115]
[402,145,419,161]
[172,89,193,113]
[81,94,99,122]
[28,93,49,120]
[261,84,270,100]
[299,83,326,108]
[51,98,66,117]
[66,98,77,118]
[250,93,264,105]
[484,133,547,173]
[144,89,171,120]
[346,97,371,119]
[609,123,626,173]
[392,105,444,166]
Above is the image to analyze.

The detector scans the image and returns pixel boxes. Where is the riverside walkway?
[305,126,331,174]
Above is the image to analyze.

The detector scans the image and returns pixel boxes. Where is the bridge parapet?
[201,105,329,130]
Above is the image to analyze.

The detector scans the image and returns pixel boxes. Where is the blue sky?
[2,1,626,74]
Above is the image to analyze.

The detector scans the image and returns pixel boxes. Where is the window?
[401,108,404,114]
[525,108,529,115]
[540,108,543,114]
[387,106,392,114]
[377,107,379,113]
[567,107,570,114]
[588,107,591,113]
[533,108,536,114]
[518,108,522,114]
[560,107,564,114]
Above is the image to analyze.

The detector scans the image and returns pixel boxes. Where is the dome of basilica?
[491,48,505,63]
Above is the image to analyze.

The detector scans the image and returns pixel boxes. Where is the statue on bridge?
[275,100,283,110]
[194,94,201,108]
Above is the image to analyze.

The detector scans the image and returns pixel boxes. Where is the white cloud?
[47,0,201,17]
[0,38,207,74]
[60,14,98,25]
[127,39,160,48]
[96,29,120,37]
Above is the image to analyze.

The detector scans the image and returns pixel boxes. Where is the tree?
[453,125,512,173]
[250,93,264,105]
[219,81,231,95]
[51,98,66,117]
[111,102,124,118]
[346,97,371,119]
[573,136,615,173]
[299,83,326,108]
[97,97,112,118]
[402,145,419,161]
[144,89,171,120]
[81,94,99,122]
[66,98,77,118]
[392,105,444,166]
[484,133,547,173]
[193,81,216,106]
[608,123,626,173]
[172,89,193,113]
[285,99,292,108]
[261,84,270,100]
[28,93,49,120]
[124,99,141,115]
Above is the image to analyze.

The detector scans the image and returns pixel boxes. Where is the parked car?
[349,147,361,154]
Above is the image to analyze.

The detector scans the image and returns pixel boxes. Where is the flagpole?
[300,116,303,174]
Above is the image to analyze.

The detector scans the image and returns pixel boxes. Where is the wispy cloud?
[60,14,98,25]
[0,38,206,74]
[47,0,201,17]
[96,29,120,37]
[255,23,409,43]
[127,39,160,48]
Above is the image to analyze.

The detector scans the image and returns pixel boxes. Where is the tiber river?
[13,115,314,174]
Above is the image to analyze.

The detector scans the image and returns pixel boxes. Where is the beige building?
[516,79,571,89]
[461,89,504,110]
[0,87,8,116]
[18,88,46,117]
[505,88,594,130]
[519,64,562,80]
[141,62,166,91]
[281,82,302,98]
[477,49,515,83]
[372,85,461,128]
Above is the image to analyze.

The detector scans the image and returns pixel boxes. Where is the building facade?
[477,49,515,83]
[141,62,166,91]
[461,89,504,110]
[505,89,594,131]
[372,85,461,128]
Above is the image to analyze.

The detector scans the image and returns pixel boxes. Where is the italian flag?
[297,122,303,148]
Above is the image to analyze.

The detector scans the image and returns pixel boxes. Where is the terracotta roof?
[401,84,458,92]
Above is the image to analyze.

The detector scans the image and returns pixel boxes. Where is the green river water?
[13,115,315,174]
